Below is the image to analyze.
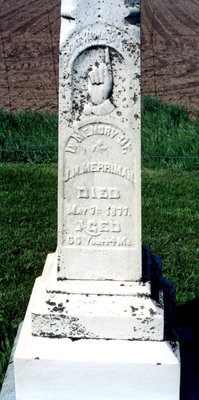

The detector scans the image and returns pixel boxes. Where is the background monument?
[12,0,180,399]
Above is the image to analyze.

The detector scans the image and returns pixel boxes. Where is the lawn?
[0,95,199,170]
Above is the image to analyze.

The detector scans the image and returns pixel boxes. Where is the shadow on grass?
[177,299,199,400]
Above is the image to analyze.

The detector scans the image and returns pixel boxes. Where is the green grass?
[0,95,199,169]
[0,164,198,387]
[142,168,199,305]
[0,164,57,387]
[0,109,58,163]
[142,95,199,170]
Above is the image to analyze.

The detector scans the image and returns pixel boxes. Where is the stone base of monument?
[12,246,180,400]
[14,327,180,400]
[30,253,165,341]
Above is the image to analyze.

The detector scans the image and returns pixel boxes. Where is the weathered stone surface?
[58,0,141,281]
[31,252,164,341]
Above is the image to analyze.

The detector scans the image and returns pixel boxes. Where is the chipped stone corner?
[28,246,178,343]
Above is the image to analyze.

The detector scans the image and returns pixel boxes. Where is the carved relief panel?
[71,46,123,120]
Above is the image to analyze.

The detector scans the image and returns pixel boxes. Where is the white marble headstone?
[58,0,141,281]
[12,3,180,399]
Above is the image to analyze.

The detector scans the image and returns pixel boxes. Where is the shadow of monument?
[142,245,199,399]
[177,299,199,400]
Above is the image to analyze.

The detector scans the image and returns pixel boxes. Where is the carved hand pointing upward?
[88,47,113,105]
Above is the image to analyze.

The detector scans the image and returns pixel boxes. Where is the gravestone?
[13,1,180,399]
[58,0,141,282]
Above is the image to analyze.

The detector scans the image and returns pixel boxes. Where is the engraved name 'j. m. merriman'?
[64,162,134,183]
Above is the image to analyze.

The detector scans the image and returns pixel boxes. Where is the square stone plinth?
[29,253,164,341]
[14,316,180,400]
